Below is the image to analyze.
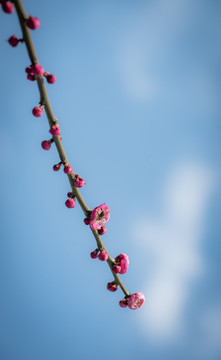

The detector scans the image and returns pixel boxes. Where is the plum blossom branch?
[2,0,145,310]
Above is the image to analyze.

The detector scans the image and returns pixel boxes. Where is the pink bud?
[112,265,121,273]
[2,2,14,13]
[90,249,99,259]
[27,74,36,81]
[98,251,108,261]
[46,74,56,84]
[26,16,40,30]
[25,66,32,74]
[53,163,61,171]
[119,298,128,308]
[107,281,118,292]
[41,140,51,150]
[63,164,73,174]
[65,198,75,208]
[49,125,60,136]
[67,192,73,198]
[32,106,43,117]
[128,292,145,310]
[8,35,19,47]
[84,217,90,225]
[73,176,85,188]
[31,64,44,77]
[98,226,106,235]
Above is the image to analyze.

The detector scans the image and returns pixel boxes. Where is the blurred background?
[0,0,221,359]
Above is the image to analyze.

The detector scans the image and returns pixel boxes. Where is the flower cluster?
[90,248,108,261]
[112,254,129,274]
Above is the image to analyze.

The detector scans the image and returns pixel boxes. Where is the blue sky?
[0,0,221,359]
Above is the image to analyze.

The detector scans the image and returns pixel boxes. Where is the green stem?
[13,0,130,298]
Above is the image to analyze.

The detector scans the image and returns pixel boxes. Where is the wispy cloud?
[133,162,215,341]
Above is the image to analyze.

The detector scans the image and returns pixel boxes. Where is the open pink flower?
[113,254,129,274]
[128,292,145,310]
[90,203,110,230]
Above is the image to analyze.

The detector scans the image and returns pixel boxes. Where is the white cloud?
[133,162,215,341]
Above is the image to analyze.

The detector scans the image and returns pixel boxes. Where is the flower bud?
[65,198,75,208]
[8,35,19,47]
[73,175,85,188]
[26,16,40,30]
[64,164,73,174]
[119,298,128,308]
[30,64,44,77]
[41,140,51,150]
[32,106,43,117]
[49,124,60,136]
[98,226,106,235]
[2,2,14,13]
[107,281,118,292]
[98,251,108,261]
[90,249,99,259]
[112,265,121,274]
[84,217,90,225]
[46,74,56,84]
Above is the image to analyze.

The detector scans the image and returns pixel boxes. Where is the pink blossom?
[32,106,43,117]
[2,1,14,13]
[63,164,73,174]
[98,251,108,261]
[8,35,19,47]
[31,64,44,77]
[107,281,118,292]
[90,203,110,230]
[49,124,60,136]
[90,249,99,259]
[73,175,85,188]
[119,298,128,308]
[41,140,51,150]
[26,16,40,30]
[128,292,145,310]
[65,198,75,208]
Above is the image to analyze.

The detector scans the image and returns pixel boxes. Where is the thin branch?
[13,0,130,298]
